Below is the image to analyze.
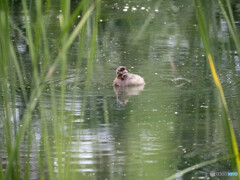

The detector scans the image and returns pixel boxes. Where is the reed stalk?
[217,0,240,58]
[165,1,240,179]
[195,1,240,176]
[1,0,100,179]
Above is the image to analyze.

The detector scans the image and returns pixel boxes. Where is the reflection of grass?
[0,0,100,179]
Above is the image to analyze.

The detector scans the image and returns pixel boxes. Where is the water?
[1,0,240,179]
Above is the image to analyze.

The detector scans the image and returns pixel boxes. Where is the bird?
[113,66,145,86]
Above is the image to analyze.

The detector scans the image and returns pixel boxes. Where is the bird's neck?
[117,73,127,80]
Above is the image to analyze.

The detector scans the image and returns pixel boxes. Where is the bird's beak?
[123,69,128,73]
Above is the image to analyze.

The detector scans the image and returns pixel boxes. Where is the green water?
[1,0,240,179]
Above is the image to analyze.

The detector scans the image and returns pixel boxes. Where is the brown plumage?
[113,66,145,86]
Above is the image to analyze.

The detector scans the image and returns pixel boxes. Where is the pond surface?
[1,0,240,179]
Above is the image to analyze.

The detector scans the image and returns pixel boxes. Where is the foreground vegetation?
[0,0,239,179]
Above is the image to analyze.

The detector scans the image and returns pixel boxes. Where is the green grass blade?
[133,0,163,43]
[207,54,240,175]
[21,0,40,87]
[40,100,54,180]
[0,1,14,179]
[4,1,100,179]
[10,43,28,102]
[45,0,100,81]
[195,0,240,177]
[224,0,237,30]
[165,155,232,180]
[217,0,240,57]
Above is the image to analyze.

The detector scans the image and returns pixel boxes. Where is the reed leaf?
[4,0,100,179]
[0,0,15,179]
[165,155,231,180]
[208,54,240,176]
[217,0,240,58]
[195,0,240,177]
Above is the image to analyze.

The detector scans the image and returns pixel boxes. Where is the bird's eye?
[120,67,125,71]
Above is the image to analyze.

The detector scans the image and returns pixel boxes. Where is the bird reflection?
[113,85,145,105]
